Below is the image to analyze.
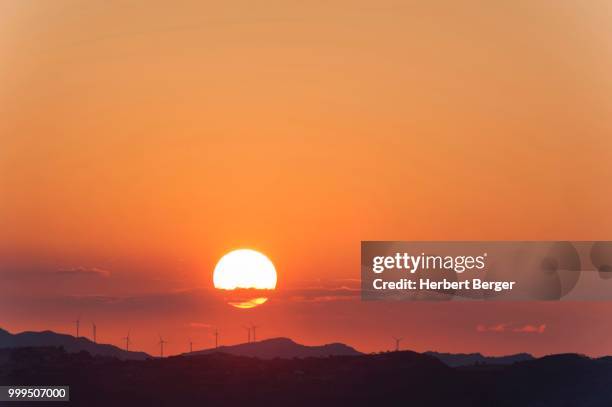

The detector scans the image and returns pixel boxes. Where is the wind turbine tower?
[251,325,259,342]
[243,326,251,343]
[123,331,131,351]
[213,328,219,349]
[158,335,167,358]
[75,317,80,338]
[392,337,403,352]
[92,322,97,343]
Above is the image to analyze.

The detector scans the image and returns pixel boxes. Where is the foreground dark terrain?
[1,347,612,407]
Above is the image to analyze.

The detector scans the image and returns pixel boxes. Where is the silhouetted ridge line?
[424,351,534,367]
[0,327,150,360]
[186,337,362,359]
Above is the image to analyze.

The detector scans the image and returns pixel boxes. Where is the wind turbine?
[158,335,168,358]
[243,326,251,343]
[75,316,80,338]
[392,337,403,352]
[123,330,131,351]
[92,322,97,343]
[212,328,219,349]
[250,325,259,342]
[189,339,194,353]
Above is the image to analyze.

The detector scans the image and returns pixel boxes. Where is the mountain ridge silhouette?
[0,327,149,360]
[424,350,534,367]
[186,336,362,359]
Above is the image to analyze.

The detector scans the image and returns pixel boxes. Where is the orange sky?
[1,0,612,357]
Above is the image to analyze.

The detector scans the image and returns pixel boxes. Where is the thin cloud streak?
[477,323,547,334]
[56,267,111,278]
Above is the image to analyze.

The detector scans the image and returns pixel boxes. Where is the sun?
[213,249,277,308]
[213,249,277,290]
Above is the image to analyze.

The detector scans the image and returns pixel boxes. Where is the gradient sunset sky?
[1,0,611,356]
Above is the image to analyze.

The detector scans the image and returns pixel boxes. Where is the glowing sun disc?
[213,249,277,290]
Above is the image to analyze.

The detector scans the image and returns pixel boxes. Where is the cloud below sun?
[477,323,546,334]
[56,267,111,278]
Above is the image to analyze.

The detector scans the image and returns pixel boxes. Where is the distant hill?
[0,328,149,360]
[187,337,362,359]
[424,351,534,367]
